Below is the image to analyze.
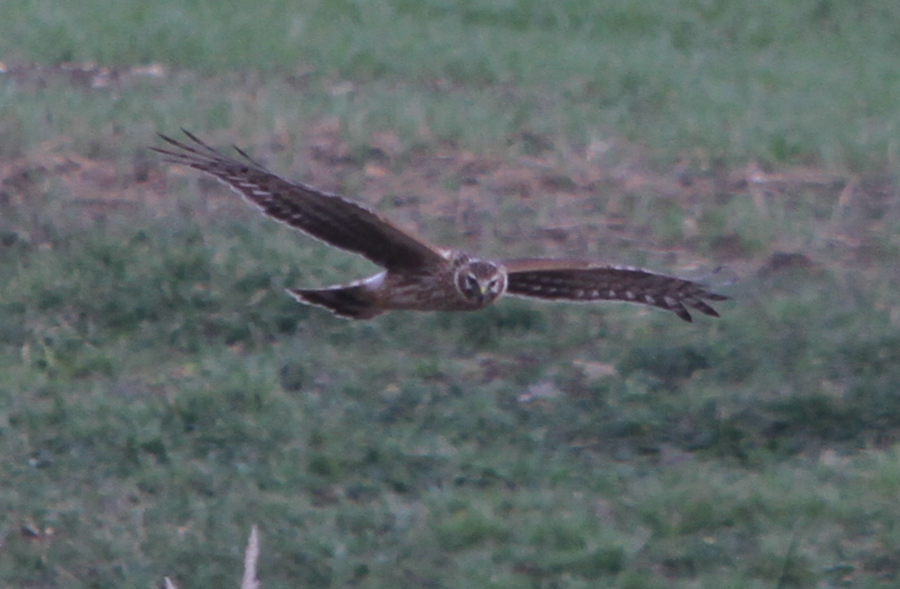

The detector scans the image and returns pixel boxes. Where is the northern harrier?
[152,131,727,322]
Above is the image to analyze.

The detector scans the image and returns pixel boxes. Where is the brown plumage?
[152,131,728,322]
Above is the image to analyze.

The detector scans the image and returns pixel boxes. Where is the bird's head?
[455,259,507,305]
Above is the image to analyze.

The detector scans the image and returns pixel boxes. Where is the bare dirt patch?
[2,63,895,278]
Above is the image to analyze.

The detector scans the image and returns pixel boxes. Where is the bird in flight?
[152,131,727,322]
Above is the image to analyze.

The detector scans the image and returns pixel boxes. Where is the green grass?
[3,0,900,587]
[3,0,900,166]
[3,177,900,587]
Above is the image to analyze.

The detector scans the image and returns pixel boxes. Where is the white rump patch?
[343,271,386,290]
[361,272,387,289]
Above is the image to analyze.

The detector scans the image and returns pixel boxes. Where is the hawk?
[152,131,727,322]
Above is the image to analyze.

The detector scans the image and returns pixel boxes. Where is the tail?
[288,284,383,320]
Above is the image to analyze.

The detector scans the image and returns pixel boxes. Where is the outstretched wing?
[151,130,446,271]
[501,258,728,322]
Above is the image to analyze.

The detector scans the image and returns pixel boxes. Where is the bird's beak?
[479,283,489,297]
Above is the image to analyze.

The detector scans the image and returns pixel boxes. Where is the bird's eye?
[457,273,475,297]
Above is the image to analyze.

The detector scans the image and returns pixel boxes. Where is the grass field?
[2,1,900,587]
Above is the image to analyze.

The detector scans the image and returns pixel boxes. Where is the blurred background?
[2,1,899,587]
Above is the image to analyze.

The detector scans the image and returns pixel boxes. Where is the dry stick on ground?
[241,525,261,589]
[163,525,261,589]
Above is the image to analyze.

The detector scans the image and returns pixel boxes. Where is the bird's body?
[292,252,503,319]
[152,131,727,322]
